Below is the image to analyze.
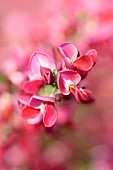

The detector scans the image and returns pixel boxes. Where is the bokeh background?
[0,0,113,169]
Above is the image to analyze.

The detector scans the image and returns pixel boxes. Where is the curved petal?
[26,112,43,125]
[21,106,39,119]
[27,52,41,80]
[73,55,93,71]
[18,94,32,107]
[28,51,56,80]
[57,42,78,61]
[78,89,90,101]
[30,95,55,108]
[70,87,81,103]
[78,89,94,103]
[23,80,43,94]
[57,70,81,95]
[77,70,88,80]
[86,49,97,66]
[43,104,57,127]
[57,72,68,95]
[57,42,78,69]
[71,87,92,103]
[40,66,55,84]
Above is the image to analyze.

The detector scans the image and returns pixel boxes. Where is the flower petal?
[70,87,81,103]
[57,70,81,95]
[26,112,43,125]
[18,94,32,107]
[43,104,57,127]
[77,70,88,80]
[27,52,41,80]
[30,95,55,108]
[86,49,97,66]
[73,55,93,71]
[40,66,55,84]
[28,51,56,80]
[23,80,43,94]
[21,106,39,119]
[57,43,78,69]
[71,87,92,103]
[78,89,90,101]
[57,42,78,61]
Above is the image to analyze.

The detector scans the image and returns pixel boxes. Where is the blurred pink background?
[0,0,113,169]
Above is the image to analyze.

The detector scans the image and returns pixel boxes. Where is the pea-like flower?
[57,70,92,103]
[18,42,97,127]
[57,70,81,95]
[57,42,97,72]
[28,51,56,83]
[23,51,56,94]
[18,94,57,127]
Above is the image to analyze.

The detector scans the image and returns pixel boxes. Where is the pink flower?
[57,42,97,71]
[18,41,97,127]
[57,70,93,103]
[70,86,94,103]
[57,70,81,95]
[40,66,55,84]
[22,51,57,94]
[85,49,97,66]
[27,51,56,84]
[22,79,43,94]
[18,94,57,127]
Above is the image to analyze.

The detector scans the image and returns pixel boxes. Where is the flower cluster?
[18,42,97,127]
